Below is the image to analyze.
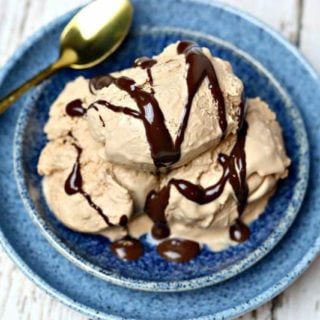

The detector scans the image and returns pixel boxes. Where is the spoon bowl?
[0,0,133,113]
[60,0,133,69]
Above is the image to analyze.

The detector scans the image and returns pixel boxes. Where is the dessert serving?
[38,41,290,263]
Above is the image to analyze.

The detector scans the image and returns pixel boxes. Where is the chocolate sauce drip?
[119,215,129,228]
[230,219,250,242]
[64,145,113,227]
[64,98,146,259]
[64,145,145,260]
[170,122,248,211]
[90,75,178,167]
[93,99,142,120]
[111,235,144,261]
[154,120,248,207]
[169,154,229,205]
[99,115,105,127]
[157,238,200,263]
[63,43,250,261]
[134,57,157,93]
[177,41,227,137]
[66,99,86,117]
[166,91,245,205]
[89,42,225,168]
[89,75,114,92]
[134,57,157,71]
[145,102,250,243]
[144,188,171,239]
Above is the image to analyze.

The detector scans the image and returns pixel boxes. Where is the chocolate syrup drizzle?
[145,187,171,239]
[177,41,227,138]
[134,57,157,94]
[89,41,226,169]
[99,115,105,127]
[64,145,113,227]
[63,41,250,262]
[66,99,86,117]
[145,98,250,244]
[90,75,177,167]
[64,144,144,260]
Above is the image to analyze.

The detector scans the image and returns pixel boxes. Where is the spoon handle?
[0,60,62,114]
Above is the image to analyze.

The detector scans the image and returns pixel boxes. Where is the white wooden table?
[0,1,319,319]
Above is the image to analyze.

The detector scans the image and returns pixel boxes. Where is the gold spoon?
[0,0,133,114]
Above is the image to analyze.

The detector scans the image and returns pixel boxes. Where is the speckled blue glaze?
[0,0,319,319]
[13,27,309,291]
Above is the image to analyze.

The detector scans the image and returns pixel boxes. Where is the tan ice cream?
[86,43,243,172]
[157,98,290,250]
[38,41,290,262]
[38,77,158,233]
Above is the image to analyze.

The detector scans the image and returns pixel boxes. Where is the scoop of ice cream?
[86,42,244,172]
[42,161,133,232]
[161,98,290,239]
[38,78,158,233]
[37,42,291,259]
[110,165,158,213]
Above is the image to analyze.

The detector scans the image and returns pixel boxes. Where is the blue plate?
[13,27,308,291]
[0,0,319,318]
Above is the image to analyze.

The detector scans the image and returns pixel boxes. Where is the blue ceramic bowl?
[12,5,309,292]
[1,0,320,318]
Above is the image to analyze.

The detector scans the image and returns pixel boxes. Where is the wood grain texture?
[0,250,85,320]
[299,0,320,71]
[271,258,320,319]
[0,0,319,319]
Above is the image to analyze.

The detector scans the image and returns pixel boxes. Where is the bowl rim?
[12,26,309,292]
[0,0,318,317]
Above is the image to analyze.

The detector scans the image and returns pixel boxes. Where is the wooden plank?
[254,302,273,320]
[0,0,87,66]
[0,0,30,65]
[0,250,85,320]
[299,0,320,72]
[265,0,320,318]
[21,0,87,37]
[238,301,272,320]
[272,258,320,319]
